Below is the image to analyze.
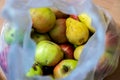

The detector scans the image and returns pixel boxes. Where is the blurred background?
[0,0,120,80]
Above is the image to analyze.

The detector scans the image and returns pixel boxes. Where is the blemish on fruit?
[63,65,69,73]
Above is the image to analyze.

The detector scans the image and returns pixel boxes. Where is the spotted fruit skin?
[30,7,56,33]
[35,40,64,66]
[66,18,89,45]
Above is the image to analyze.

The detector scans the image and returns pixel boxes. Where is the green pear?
[35,40,64,66]
[26,64,43,77]
[31,31,51,44]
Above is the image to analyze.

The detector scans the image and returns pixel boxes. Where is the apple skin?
[50,8,69,19]
[26,64,43,77]
[30,7,56,33]
[105,27,119,54]
[95,51,115,79]
[70,14,79,20]
[49,19,68,44]
[4,23,24,45]
[35,40,64,66]
[53,59,78,79]
[31,31,51,44]
[59,43,75,59]
[73,45,84,60]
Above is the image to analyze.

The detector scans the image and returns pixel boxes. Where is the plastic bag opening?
[0,0,120,80]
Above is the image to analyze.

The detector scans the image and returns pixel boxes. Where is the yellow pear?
[74,45,84,60]
[78,13,95,33]
[66,18,89,45]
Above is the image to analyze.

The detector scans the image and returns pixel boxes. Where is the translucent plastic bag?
[0,0,120,80]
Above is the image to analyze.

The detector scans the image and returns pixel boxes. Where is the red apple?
[104,20,120,54]
[49,19,68,43]
[59,43,75,59]
[70,14,79,20]
[50,8,69,19]
[53,59,78,79]
[95,51,115,79]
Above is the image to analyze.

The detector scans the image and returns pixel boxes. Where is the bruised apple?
[30,7,56,33]
[59,43,74,59]
[35,40,64,66]
[49,19,68,43]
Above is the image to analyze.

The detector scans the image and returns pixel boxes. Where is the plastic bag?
[0,0,120,80]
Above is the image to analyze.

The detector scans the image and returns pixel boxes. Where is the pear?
[30,7,56,33]
[26,64,43,77]
[31,31,51,44]
[66,18,89,45]
[35,40,64,66]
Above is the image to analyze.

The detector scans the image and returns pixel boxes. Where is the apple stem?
[63,65,69,73]
[32,63,39,71]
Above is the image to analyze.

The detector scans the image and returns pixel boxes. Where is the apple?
[4,23,24,45]
[74,45,84,60]
[35,40,64,66]
[59,43,75,59]
[31,31,51,44]
[50,8,69,19]
[30,7,56,33]
[95,51,115,79]
[70,14,79,20]
[105,22,119,54]
[26,63,43,77]
[49,19,68,43]
[53,59,78,79]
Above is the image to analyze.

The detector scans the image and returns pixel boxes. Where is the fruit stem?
[63,65,69,73]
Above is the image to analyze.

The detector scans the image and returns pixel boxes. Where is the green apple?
[30,7,56,33]
[74,45,84,60]
[53,59,78,79]
[31,31,51,44]
[26,64,43,77]
[4,23,24,45]
[35,40,64,66]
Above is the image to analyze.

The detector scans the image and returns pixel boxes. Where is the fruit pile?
[27,7,96,79]
[2,7,118,80]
